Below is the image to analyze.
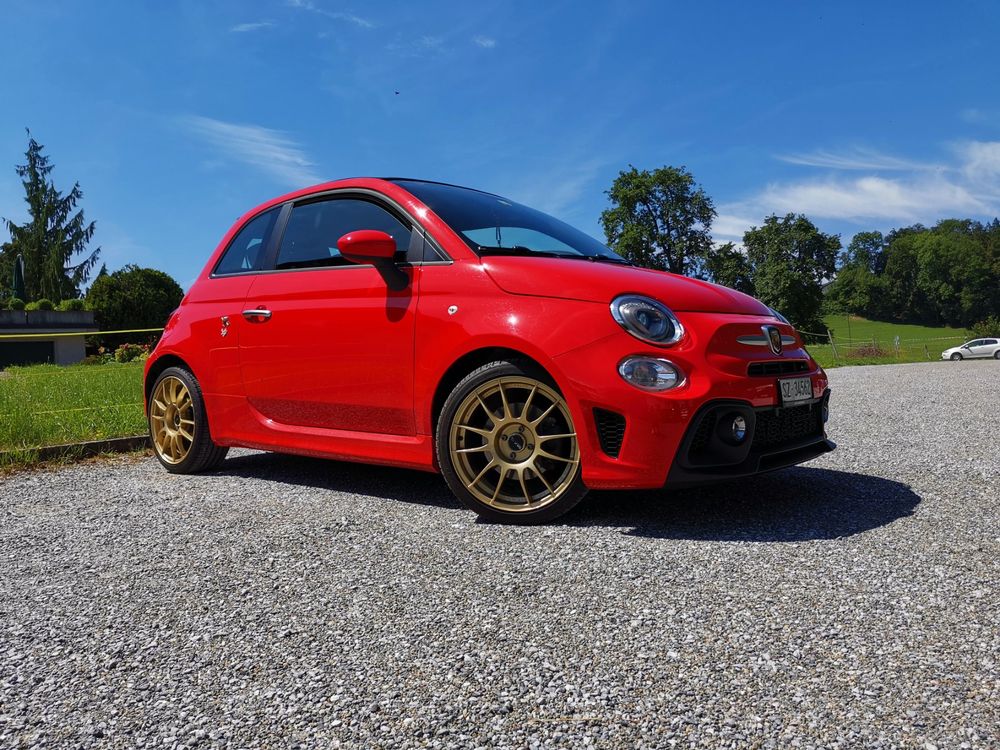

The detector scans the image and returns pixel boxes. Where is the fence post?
[827,329,839,364]
[924,344,930,360]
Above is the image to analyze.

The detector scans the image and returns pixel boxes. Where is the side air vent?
[593,408,626,458]
[748,360,810,376]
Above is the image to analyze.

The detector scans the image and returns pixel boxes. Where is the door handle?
[242,308,272,321]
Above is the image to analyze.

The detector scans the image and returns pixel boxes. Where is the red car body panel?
[145,178,832,488]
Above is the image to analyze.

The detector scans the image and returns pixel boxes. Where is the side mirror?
[337,230,397,263]
[336,230,408,291]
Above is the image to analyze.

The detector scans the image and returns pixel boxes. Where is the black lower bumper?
[665,391,834,487]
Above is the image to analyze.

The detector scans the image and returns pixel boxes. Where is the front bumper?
[664,391,834,486]
[551,311,834,490]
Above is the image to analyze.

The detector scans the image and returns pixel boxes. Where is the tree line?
[601,165,1000,334]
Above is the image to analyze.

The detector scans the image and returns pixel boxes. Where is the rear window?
[214,207,279,275]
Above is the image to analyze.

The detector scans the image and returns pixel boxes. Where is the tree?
[742,214,840,332]
[600,165,715,275]
[842,230,886,274]
[824,231,888,318]
[0,130,100,302]
[703,242,755,295]
[85,265,184,331]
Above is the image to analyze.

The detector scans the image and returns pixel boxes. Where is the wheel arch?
[429,346,560,435]
[144,353,197,408]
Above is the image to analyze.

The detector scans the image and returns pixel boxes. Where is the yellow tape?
[0,402,144,417]
[0,327,163,340]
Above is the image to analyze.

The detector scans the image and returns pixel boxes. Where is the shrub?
[849,344,888,358]
[81,354,114,366]
[968,315,1000,339]
[114,343,148,363]
[86,265,183,331]
[7,298,25,311]
[58,298,87,311]
[25,298,55,311]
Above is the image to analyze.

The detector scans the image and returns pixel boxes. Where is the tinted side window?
[214,208,279,275]
[275,198,411,270]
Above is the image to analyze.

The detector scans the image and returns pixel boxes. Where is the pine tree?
[0,130,101,301]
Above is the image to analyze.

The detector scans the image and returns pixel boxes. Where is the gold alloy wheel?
[449,377,580,512]
[149,375,196,464]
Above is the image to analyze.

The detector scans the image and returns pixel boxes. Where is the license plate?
[778,376,813,405]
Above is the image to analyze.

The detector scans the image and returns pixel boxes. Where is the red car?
[145,178,833,523]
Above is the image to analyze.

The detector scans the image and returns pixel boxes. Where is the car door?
[984,338,1000,358]
[238,194,419,436]
[185,206,281,401]
[967,339,988,358]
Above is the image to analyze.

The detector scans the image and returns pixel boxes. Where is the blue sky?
[2,0,999,288]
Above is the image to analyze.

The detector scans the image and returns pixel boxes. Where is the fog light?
[731,415,748,443]
[618,357,683,392]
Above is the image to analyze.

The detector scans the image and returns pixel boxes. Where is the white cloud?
[757,175,989,222]
[712,212,758,243]
[956,140,1000,183]
[230,21,273,33]
[776,147,938,172]
[714,141,1000,243]
[179,115,322,188]
[473,35,496,48]
[286,0,373,28]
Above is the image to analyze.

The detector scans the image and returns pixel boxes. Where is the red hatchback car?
[145,178,833,523]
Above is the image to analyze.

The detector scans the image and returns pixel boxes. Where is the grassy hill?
[805,315,970,368]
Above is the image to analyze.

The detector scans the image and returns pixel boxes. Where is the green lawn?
[805,315,970,368]
[0,362,146,466]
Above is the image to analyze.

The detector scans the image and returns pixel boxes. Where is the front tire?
[436,360,588,524]
[951,352,963,361]
[148,366,228,473]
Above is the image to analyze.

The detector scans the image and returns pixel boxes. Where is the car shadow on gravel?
[212,451,459,508]
[211,454,918,542]
[572,467,921,542]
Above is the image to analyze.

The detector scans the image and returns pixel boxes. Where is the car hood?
[481,256,771,315]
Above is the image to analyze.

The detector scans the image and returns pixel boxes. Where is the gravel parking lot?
[2,361,998,749]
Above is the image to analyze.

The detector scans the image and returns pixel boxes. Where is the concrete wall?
[0,310,97,367]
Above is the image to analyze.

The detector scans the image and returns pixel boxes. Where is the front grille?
[747,360,810,376]
[752,404,823,451]
[593,408,626,458]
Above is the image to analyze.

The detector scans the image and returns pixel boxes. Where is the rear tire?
[148,366,228,474]
[436,360,588,524]
[951,353,962,361]
[994,351,1000,360]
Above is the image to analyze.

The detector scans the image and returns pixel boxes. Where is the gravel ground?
[1,361,998,749]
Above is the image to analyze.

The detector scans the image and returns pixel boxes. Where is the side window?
[275,198,412,270]
[214,207,279,275]
[988,339,999,345]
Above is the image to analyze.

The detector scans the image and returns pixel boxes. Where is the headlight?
[768,307,790,325]
[610,295,683,346]
[618,357,684,391]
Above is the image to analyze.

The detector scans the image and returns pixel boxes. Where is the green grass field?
[0,362,146,466]
[805,314,970,368]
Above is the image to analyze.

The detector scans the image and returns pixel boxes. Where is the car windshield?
[390,179,627,263]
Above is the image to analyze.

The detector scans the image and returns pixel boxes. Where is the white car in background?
[942,338,1000,360]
